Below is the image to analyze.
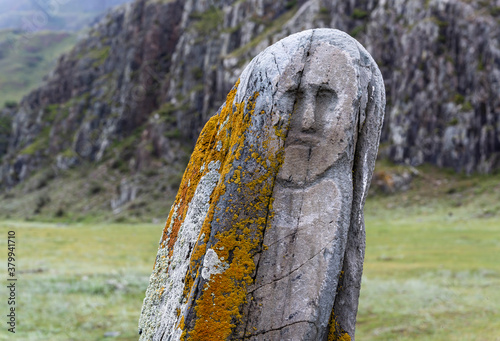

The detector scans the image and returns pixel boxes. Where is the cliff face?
[367,0,500,174]
[1,0,186,187]
[0,0,499,216]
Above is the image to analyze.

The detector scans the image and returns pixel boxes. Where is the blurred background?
[0,0,499,340]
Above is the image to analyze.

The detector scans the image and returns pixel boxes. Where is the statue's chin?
[277,144,338,186]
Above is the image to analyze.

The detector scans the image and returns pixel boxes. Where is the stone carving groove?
[139,28,385,341]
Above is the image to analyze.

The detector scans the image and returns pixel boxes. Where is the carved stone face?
[278,43,358,186]
[139,29,384,341]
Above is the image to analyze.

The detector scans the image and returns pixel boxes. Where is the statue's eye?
[277,89,297,113]
[316,88,335,99]
[315,89,338,119]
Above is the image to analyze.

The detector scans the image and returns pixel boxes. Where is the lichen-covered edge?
[139,75,291,340]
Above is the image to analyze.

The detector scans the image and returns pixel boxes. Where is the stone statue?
[138,28,385,341]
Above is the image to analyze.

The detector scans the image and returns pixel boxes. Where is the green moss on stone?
[350,24,366,38]
[454,94,465,105]
[228,8,299,58]
[352,8,369,20]
[20,128,50,155]
[43,104,60,123]
[461,101,473,112]
[190,7,224,33]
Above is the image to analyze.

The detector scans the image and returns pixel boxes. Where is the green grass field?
[1,221,161,341]
[0,164,498,340]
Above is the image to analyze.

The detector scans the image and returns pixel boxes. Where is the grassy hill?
[0,0,132,107]
[0,0,131,32]
[0,29,77,106]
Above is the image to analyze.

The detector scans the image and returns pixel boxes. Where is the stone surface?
[138,28,385,341]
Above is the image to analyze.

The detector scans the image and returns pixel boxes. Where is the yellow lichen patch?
[167,117,218,249]
[327,270,351,340]
[141,106,226,338]
[161,81,241,255]
[183,93,291,340]
[139,82,244,341]
[179,83,242,300]
[178,315,185,330]
[328,313,351,341]
[327,310,351,341]
[184,97,258,339]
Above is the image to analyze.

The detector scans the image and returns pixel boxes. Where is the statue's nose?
[301,101,315,132]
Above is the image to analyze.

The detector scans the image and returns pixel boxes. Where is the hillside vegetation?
[0,0,133,106]
[0,0,131,32]
[0,30,77,105]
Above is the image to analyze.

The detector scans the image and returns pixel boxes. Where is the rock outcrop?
[138,28,385,341]
[0,0,499,217]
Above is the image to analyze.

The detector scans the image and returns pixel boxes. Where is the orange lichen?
[327,311,351,341]
[175,87,288,339]
[158,113,219,258]
[327,271,351,341]
[179,83,242,302]
[139,83,245,341]
[159,81,241,261]
[144,73,291,340]
[179,315,185,330]
[185,94,260,340]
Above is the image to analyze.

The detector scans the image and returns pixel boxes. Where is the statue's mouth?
[286,134,320,147]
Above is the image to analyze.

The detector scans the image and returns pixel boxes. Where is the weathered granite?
[138,28,385,341]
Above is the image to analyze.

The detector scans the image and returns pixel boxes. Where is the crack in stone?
[242,31,315,338]
[273,52,282,77]
[306,147,312,179]
[248,234,339,295]
[277,154,348,190]
[241,320,317,340]
[260,204,341,250]
[279,187,304,323]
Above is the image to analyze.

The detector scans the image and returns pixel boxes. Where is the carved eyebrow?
[317,87,335,94]
[284,85,299,93]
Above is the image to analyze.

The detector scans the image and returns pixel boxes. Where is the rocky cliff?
[0,0,499,218]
